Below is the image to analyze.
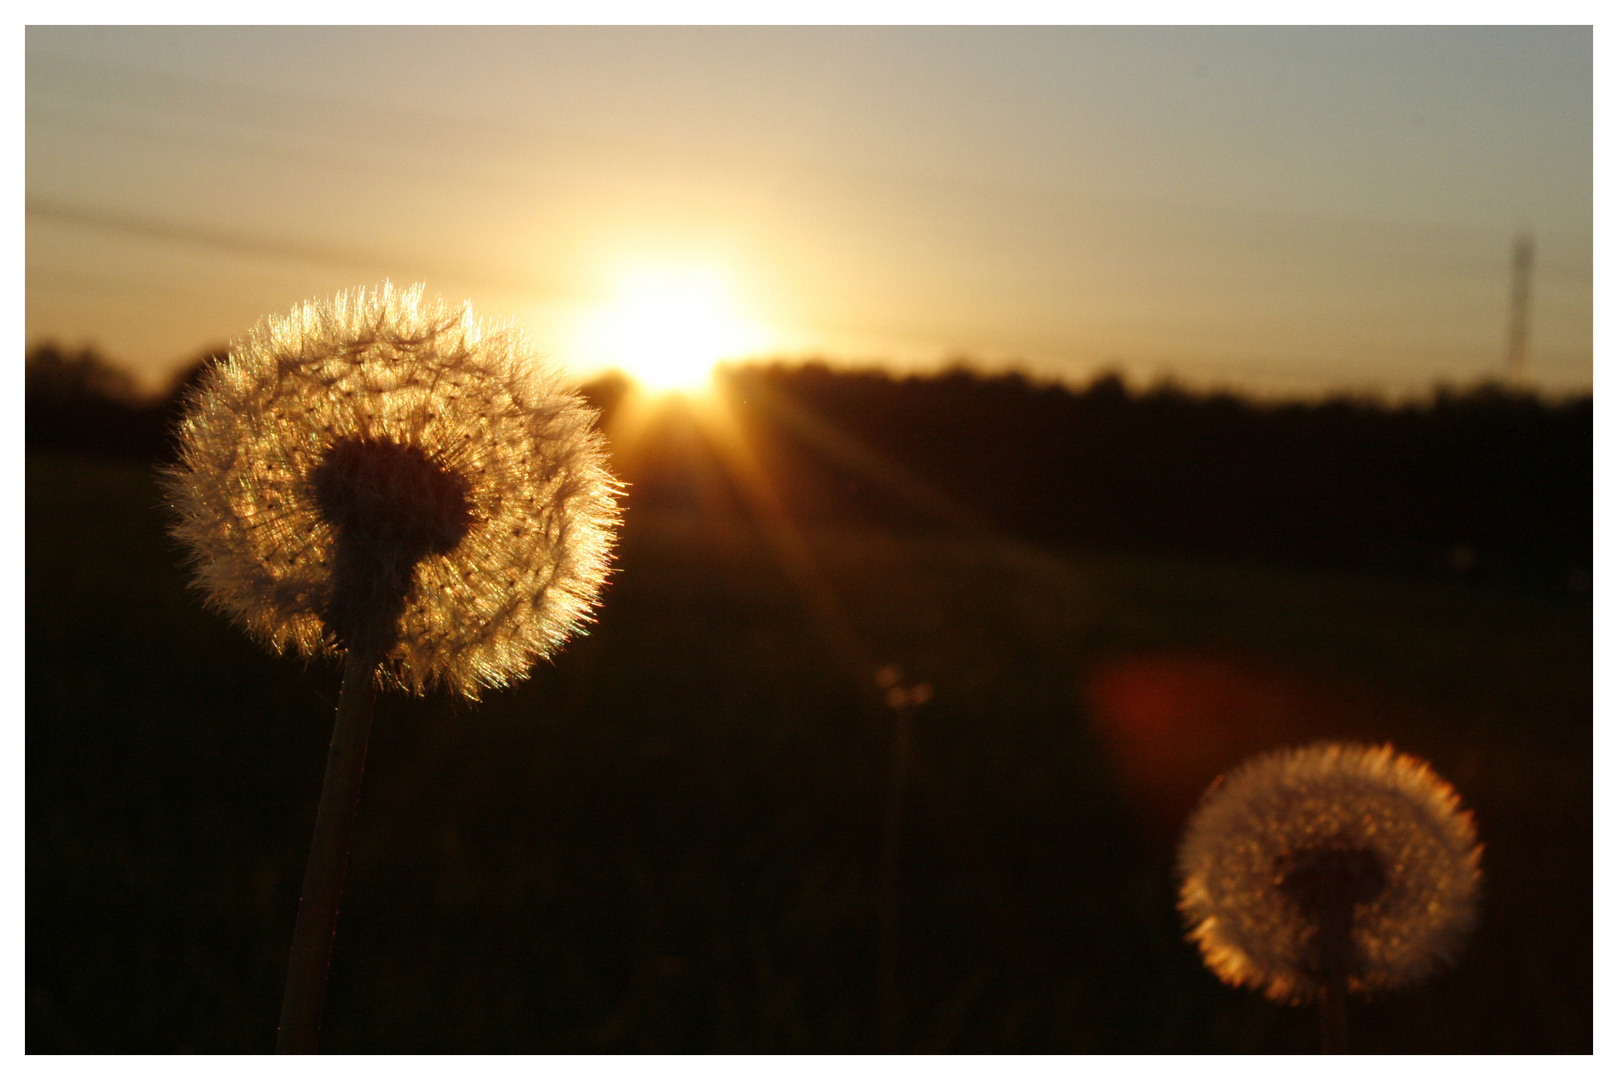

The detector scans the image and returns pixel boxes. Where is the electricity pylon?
[1506,233,1534,386]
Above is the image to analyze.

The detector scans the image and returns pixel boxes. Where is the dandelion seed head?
[165,282,619,698]
[1177,742,1481,1003]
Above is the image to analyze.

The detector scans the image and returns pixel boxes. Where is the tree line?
[26,344,1591,587]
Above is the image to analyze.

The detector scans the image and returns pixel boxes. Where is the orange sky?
[26,25,1593,400]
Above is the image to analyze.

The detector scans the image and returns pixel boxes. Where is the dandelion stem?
[1319,973,1350,1054]
[276,647,382,1054]
[878,706,913,1053]
[1314,898,1356,1054]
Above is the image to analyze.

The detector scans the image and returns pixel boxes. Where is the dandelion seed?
[165,281,619,698]
[1178,742,1481,1011]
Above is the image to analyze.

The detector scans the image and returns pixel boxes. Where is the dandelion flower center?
[1275,841,1389,980]
[1275,841,1389,918]
[310,436,475,656]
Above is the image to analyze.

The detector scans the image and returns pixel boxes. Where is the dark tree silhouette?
[24,344,1591,587]
[26,344,161,459]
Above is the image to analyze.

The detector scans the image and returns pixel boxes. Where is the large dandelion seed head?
[165,282,619,699]
[1177,742,1481,1004]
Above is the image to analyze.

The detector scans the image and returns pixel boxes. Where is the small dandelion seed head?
[164,282,620,699]
[1176,742,1482,1004]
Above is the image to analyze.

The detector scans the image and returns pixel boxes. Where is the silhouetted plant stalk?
[874,664,932,1053]
[165,284,618,1052]
[276,646,381,1053]
[1177,743,1482,1054]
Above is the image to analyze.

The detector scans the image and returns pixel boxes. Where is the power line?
[25,198,568,300]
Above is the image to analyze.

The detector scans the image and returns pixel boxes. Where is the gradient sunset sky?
[25,24,1593,399]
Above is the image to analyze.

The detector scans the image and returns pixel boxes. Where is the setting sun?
[570,266,772,393]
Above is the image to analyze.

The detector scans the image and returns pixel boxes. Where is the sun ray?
[680,385,872,677]
[596,365,1090,707]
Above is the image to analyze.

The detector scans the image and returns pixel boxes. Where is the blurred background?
[27,25,1590,1053]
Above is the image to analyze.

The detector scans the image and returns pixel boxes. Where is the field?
[26,449,1591,1053]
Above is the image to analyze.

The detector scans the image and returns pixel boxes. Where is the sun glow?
[571,266,773,394]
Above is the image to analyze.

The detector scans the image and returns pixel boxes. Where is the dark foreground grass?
[27,452,1590,1052]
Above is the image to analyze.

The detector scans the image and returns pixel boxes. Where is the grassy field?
[26,451,1591,1053]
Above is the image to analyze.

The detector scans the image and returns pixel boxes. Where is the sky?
[24,24,1594,399]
